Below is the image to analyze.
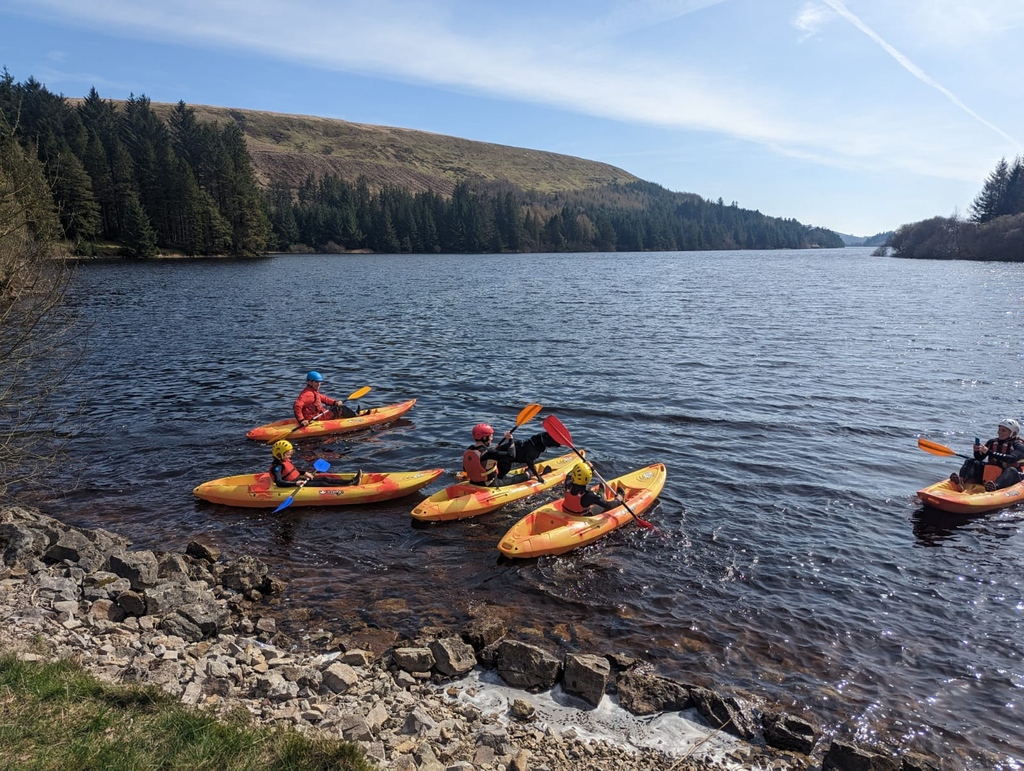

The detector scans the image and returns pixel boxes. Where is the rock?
[159,612,203,642]
[322,661,359,693]
[509,698,535,720]
[185,540,219,563]
[108,551,160,591]
[822,740,900,771]
[616,671,692,715]
[496,640,561,690]
[763,710,819,754]
[462,616,507,652]
[220,555,270,593]
[562,653,610,708]
[115,590,147,617]
[393,646,435,673]
[44,530,101,569]
[689,686,760,741]
[429,636,476,677]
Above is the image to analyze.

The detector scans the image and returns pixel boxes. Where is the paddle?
[267,386,373,443]
[917,437,973,460]
[541,414,655,530]
[273,458,331,513]
[510,403,543,434]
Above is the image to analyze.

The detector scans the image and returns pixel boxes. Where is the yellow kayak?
[917,476,1024,515]
[498,463,666,558]
[193,468,444,508]
[246,399,416,442]
[410,451,581,522]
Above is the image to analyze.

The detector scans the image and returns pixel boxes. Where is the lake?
[38,248,1024,768]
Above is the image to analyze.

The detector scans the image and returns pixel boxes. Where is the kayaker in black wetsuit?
[495,430,561,481]
[950,418,1024,492]
[269,440,361,487]
[462,423,516,487]
[562,462,621,515]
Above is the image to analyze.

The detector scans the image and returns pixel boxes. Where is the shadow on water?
[911,506,985,546]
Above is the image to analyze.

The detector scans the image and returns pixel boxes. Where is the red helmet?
[472,423,494,441]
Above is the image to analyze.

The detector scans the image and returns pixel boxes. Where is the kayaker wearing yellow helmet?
[949,418,1024,492]
[562,462,621,515]
[269,440,361,488]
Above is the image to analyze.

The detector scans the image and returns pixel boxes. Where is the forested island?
[885,155,1024,261]
[1,71,843,257]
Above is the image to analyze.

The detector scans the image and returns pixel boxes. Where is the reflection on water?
[37,249,1024,767]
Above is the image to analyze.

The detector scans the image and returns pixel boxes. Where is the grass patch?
[0,654,374,770]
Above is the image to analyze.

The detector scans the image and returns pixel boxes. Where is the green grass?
[0,654,374,771]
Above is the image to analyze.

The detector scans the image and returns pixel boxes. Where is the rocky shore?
[0,505,941,770]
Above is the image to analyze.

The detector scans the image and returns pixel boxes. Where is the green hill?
[149,103,640,196]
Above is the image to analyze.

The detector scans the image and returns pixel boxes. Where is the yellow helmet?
[272,440,294,460]
[570,462,592,486]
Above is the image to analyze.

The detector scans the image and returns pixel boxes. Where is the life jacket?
[989,437,1024,468]
[271,459,301,483]
[463,444,497,485]
[295,386,329,421]
[563,484,588,514]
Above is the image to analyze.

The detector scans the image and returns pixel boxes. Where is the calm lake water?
[36,248,1024,768]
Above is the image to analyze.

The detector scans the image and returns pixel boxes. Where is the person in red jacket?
[293,371,352,427]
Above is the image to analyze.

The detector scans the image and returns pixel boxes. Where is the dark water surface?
[39,249,1024,768]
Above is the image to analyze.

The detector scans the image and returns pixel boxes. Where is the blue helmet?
[306,371,323,382]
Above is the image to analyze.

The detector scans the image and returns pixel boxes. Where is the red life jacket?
[563,484,587,514]
[463,444,497,485]
[273,459,301,482]
[294,386,330,421]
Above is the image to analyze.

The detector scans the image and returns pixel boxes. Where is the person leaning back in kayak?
[463,423,516,486]
[562,462,620,515]
[269,440,360,487]
[293,370,353,427]
[950,418,1024,492]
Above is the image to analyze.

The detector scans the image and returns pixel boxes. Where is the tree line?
[1,71,841,256]
[886,155,1024,261]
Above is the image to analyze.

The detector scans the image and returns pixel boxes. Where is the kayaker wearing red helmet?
[462,423,515,486]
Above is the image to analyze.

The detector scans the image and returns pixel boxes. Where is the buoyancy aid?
[463,443,498,485]
[294,386,333,421]
[987,437,1024,468]
[270,459,302,484]
[562,484,588,514]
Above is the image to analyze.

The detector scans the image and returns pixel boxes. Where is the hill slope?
[150,103,640,196]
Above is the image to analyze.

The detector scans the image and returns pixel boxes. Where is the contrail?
[823,0,1021,150]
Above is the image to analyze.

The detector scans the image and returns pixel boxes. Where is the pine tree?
[970,157,1010,223]
[120,189,157,258]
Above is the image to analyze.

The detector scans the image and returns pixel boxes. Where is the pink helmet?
[472,423,494,441]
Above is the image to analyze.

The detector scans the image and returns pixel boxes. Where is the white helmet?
[998,418,1020,437]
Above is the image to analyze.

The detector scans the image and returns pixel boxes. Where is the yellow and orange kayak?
[246,399,415,442]
[917,477,1024,515]
[193,468,444,508]
[410,451,581,522]
[498,464,666,558]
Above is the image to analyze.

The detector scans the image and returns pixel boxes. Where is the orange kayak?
[246,398,415,442]
[410,451,581,522]
[917,477,1024,515]
[498,464,666,558]
[193,468,444,508]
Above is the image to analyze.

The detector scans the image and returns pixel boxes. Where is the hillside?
[149,103,640,196]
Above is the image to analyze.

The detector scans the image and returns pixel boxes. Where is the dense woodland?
[1,72,842,257]
[887,155,1024,261]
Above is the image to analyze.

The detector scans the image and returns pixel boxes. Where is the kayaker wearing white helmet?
[950,418,1024,492]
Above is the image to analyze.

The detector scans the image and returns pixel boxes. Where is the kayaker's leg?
[989,467,1021,491]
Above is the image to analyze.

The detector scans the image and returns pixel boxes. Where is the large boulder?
[496,640,560,690]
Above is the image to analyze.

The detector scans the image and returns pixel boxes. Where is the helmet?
[998,418,1020,437]
[472,423,494,441]
[570,463,592,486]
[306,371,323,382]
[272,439,294,460]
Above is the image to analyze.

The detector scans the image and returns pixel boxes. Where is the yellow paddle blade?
[516,403,543,427]
[347,385,371,401]
[917,437,957,457]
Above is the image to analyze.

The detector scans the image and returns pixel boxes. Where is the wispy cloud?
[820,0,1021,150]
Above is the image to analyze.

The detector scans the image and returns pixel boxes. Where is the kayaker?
[293,371,354,427]
[562,462,621,515]
[463,423,516,486]
[949,418,1024,492]
[269,440,361,487]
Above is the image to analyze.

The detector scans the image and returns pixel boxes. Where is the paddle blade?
[917,437,958,457]
[273,493,297,514]
[516,403,543,428]
[347,386,371,401]
[542,414,573,448]
[313,459,331,472]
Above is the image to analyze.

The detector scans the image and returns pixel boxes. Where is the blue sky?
[2,0,1022,237]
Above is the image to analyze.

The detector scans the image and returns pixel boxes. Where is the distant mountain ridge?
[838,231,894,247]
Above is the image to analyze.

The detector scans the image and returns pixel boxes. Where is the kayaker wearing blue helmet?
[950,418,1024,492]
[293,370,352,426]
